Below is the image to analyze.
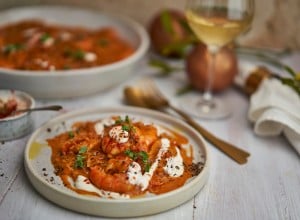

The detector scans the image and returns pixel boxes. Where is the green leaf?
[125,115,130,123]
[68,131,74,138]
[115,115,130,124]
[73,50,85,60]
[74,146,88,169]
[2,43,24,54]
[125,149,137,160]
[125,150,150,172]
[98,38,109,47]
[114,116,133,132]
[281,77,300,96]
[122,124,131,132]
[148,59,175,75]
[74,154,85,168]
[78,146,88,154]
[283,65,296,77]
[176,84,194,96]
[115,116,123,124]
[160,10,174,34]
[138,151,148,163]
[40,33,51,43]
[144,163,150,172]
[178,18,193,35]
[161,41,192,57]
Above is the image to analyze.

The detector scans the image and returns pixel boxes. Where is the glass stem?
[203,45,218,103]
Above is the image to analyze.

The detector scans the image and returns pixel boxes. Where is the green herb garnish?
[74,154,85,169]
[73,50,85,60]
[115,116,123,124]
[40,33,51,43]
[74,146,88,169]
[98,38,109,47]
[2,43,24,54]
[125,115,130,123]
[122,124,131,132]
[125,150,150,172]
[115,116,134,132]
[124,149,137,160]
[64,49,85,60]
[68,131,75,138]
[78,146,88,154]
[138,151,149,164]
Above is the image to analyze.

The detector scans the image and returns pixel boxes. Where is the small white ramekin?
[0,90,35,141]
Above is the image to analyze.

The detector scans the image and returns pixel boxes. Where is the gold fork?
[125,78,250,164]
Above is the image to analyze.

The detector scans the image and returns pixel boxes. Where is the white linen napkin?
[248,78,300,154]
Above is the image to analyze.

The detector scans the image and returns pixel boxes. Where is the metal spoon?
[13,105,63,114]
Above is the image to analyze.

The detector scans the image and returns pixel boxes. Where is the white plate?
[0,6,149,98]
[24,106,210,217]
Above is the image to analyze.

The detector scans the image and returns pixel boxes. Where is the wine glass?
[180,0,254,119]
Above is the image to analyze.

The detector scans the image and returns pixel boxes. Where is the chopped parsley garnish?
[125,149,137,160]
[73,50,85,60]
[78,146,88,154]
[115,115,130,124]
[115,115,134,132]
[68,131,75,138]
[122,124,131,132]
[74,154,85,169]
[63,49,85,60]
[2,43,24,54]
[138,151,149,164]
[40,33,51,43]
[74,146,88,169]
[125,150,150,172]
[114,116,123,124]
[98,38,109,47]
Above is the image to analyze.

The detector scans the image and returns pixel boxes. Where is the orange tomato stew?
[47,115,203,199]
[0,20,135,70]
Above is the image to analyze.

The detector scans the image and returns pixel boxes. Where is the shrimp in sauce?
[47,115,202,198]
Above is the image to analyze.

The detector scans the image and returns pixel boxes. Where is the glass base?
[179,96,231,119]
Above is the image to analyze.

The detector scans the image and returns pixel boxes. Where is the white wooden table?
[0,54,300,220]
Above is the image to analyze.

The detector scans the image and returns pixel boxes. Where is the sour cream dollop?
[127,138,171,191]
[164,147,184,177]
[74,175,130,199]
[109,125,129,143]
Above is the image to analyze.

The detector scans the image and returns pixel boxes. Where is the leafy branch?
[149,47,300,97]
[236,47,300,96]
[148,59,184,76]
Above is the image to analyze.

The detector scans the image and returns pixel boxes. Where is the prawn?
[89,166,141,194]
[105,156,132,173]
[101,133,130,156]
[131,123,157,153]
[101,122,158,156]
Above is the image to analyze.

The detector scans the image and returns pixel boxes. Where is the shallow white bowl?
[0,6,150,98]
[24,106,210,217]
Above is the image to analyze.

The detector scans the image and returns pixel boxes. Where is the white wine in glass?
[181,0,254,119]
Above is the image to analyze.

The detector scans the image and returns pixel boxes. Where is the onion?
[185,43,238,92]
[148,9,192,58]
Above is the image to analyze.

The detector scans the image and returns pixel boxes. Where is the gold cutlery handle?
[169,105,250,164]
